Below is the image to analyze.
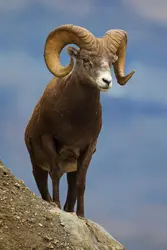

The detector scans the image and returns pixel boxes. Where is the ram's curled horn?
[103,29,135,85]
[44,24,97,77]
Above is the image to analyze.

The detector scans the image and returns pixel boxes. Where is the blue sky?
[0,1,167,249]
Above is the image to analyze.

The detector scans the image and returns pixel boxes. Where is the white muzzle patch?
[96,70,112,91]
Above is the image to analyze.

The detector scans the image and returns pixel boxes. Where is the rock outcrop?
[0,160,125,250]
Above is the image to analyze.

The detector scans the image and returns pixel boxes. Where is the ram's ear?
[66,46,80,59]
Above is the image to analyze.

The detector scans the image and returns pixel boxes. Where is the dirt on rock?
[0,160,125,250]
[0,160,71,250]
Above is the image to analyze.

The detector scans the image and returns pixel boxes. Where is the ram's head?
[44,24,135,91]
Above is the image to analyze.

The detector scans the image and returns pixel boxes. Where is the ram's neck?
[66,71,101,106]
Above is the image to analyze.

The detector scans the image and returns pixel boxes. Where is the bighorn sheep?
[25,24,135,217]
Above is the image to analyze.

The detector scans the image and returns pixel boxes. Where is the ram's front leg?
[76,142,97,218]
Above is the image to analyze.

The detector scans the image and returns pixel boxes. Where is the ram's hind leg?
[31,159,52,202]
[64,171,77,212]
[40,134,62,208]
[49,169,62,209]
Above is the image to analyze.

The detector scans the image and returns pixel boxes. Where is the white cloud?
[0,50,52,119]
[0,0,29,12]
[124,0,167,25]
[0,0,94,16]
[38,0,95,16]
[108,62,167,105]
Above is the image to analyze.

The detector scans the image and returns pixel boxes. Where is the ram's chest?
[73,109,101,140]
[71,103,101,127]
[54,102,102,147]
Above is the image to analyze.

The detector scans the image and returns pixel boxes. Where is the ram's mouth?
[97,83,111,92]
[97,83,112,92]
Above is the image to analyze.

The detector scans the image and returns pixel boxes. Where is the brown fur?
[25,51,104,217]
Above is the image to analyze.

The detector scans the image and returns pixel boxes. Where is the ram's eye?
[83,58,90,63]
[83,58,93,68]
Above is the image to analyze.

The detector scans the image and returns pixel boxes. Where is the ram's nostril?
[102,78,111,85]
